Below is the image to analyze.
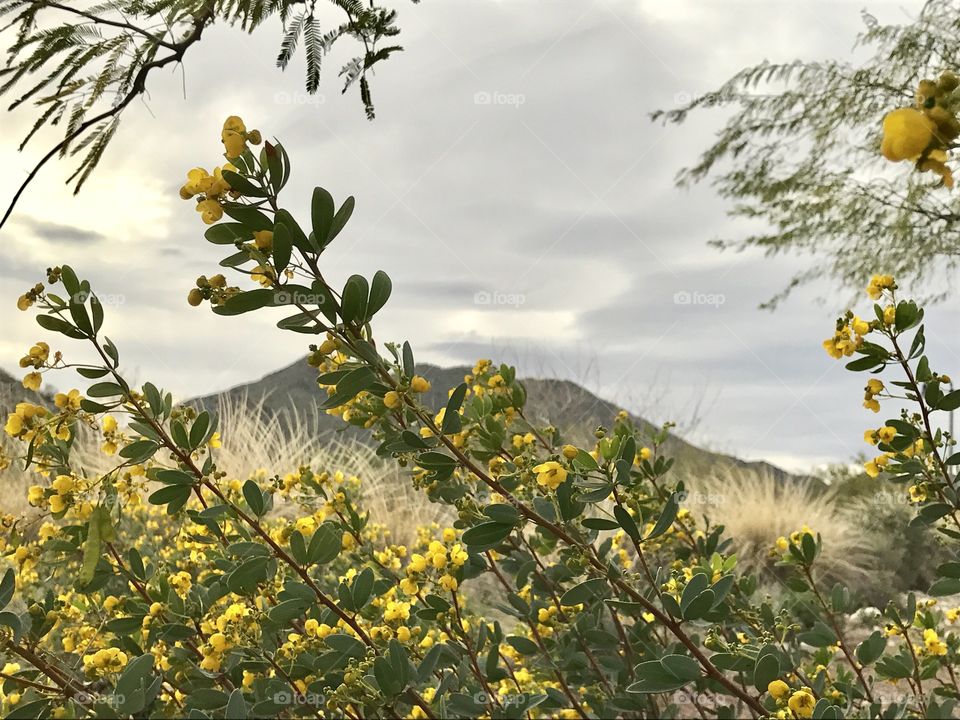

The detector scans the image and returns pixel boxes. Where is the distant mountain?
[189,359,797,480]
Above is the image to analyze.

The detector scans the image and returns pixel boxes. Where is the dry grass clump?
[683,467,881,593]
[208,393,452,543]
[0,389,449,545]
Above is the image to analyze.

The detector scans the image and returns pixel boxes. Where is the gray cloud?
[14,217,105,244]
[0,0,936,472]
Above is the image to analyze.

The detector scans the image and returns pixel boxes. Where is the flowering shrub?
[1,117,960,720]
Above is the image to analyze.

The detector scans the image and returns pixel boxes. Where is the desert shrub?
[2,105,960,720]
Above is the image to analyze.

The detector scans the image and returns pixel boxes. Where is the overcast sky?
[2,0,952,473]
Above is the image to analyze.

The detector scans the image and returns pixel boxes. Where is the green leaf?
[275,209,310,253]
[327,196,355,245]
[928,577,960,596]
[462,522,512,549]
[77,506,113,590]
[307,523,342,565]
[205,223,250,245]
[243,480,265,516]
[341,274,369,325]
[367,270,393,319]
[225,689,247,719]
[682,589,716,621]
[628,659,695,694]
[506,636,539,655]
[753,652,780,691]
[855,630,886,666]
[661,654,700,682]
[268,598,309,624]
[321,367,376,409]
[311,187,335,245]
[189,412,211,450]
[148,485,191,514]
[325,634,365,658]
[86,381,125,398]
[939,390,960,412]
[213,289,276,316]
[272,220,293,274]
[645,493,679,541]
[559,578,609,606]
[154,469,195,486]
[0,570,14,610]
[289,531,307,564]
[221,170,266,197]
[119,439,158,462]
[441,383,468,435]
[614,504,641,540]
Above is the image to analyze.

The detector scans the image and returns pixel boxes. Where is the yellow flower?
[877,426,896,444]
[102,415,117,433]
[27,485,44,507]
[250,265,275,287]
[4,414,23,437]
[384,391,402,409]
[851,316,871,336]
[54,389,81,410]
[881,108,935,162]
[52,475,74,494]
[180,167,210,198]
[439,574,458,591]
[923,628,948,656]
[787,689,816,718]
[196,198,223,225]
[208,432,222,449]
[883,305,896,325]
[49,494,67,514]
[410,376,431,393]
[22,372,41,391]
[223,116,246,134]
[767,679,790,699]
[866,274,895,300]
[532,461,567,491]
[253,230,273,251]
[222,129,247,158]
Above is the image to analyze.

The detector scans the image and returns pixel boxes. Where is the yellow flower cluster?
[82,647,128,676]
[866,273,896,300]
[221,115,261,159]
[179,116,262,225]
[862,378,884,413]
[881,72,960,187]
[923,628,948,656]
[4,402,47,440]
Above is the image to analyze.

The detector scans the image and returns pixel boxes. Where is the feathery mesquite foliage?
[653,0,960,307]
[0,0,417,228]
